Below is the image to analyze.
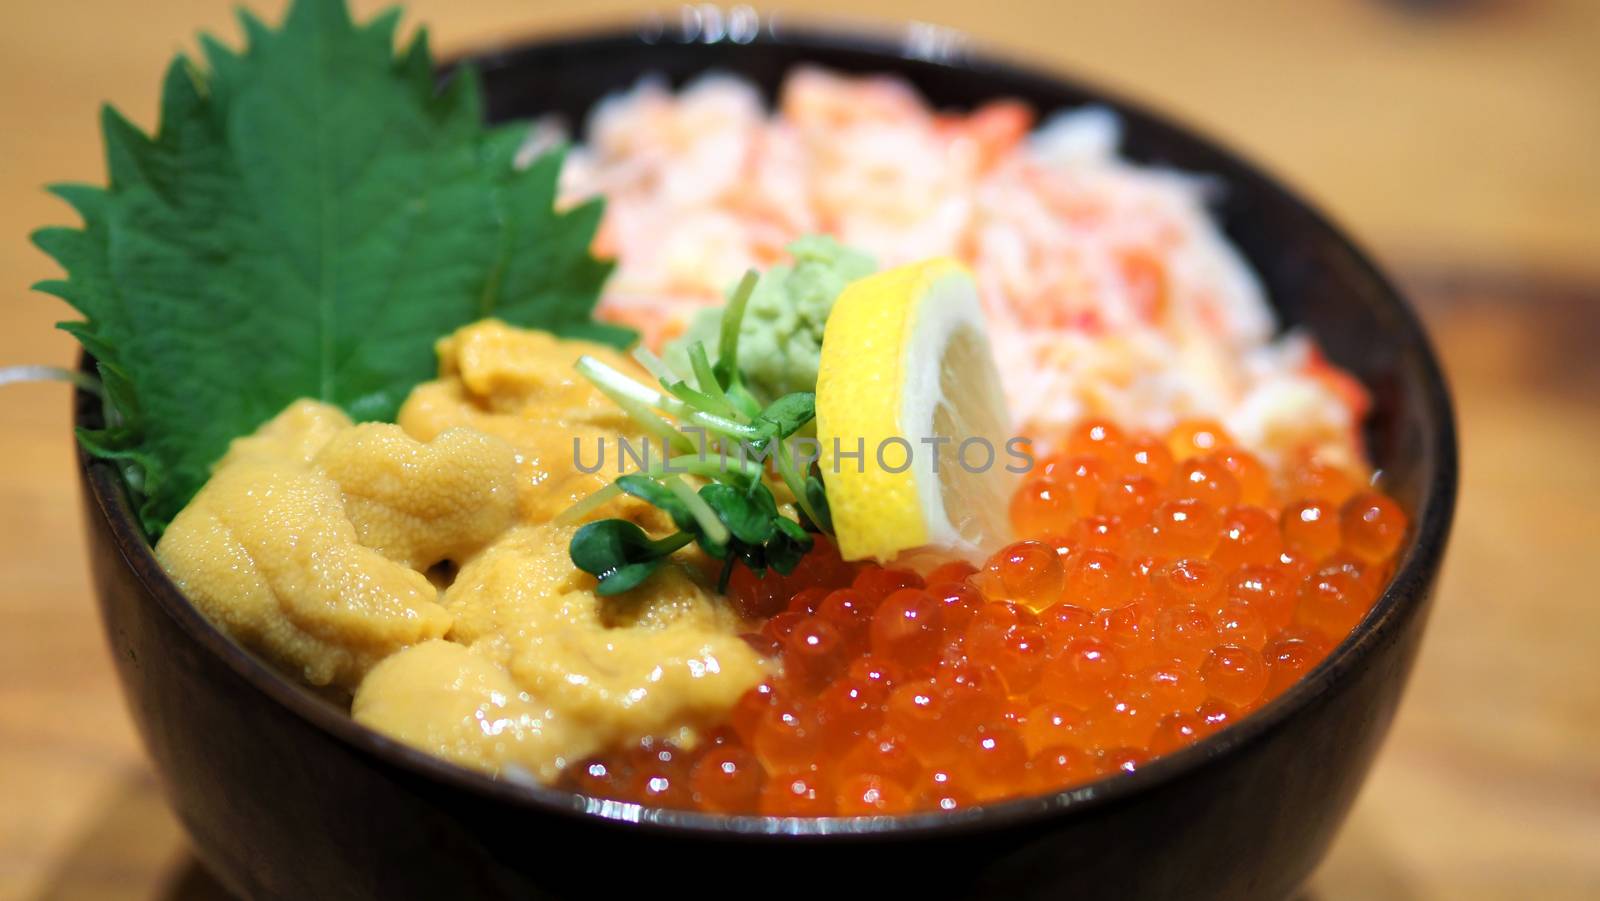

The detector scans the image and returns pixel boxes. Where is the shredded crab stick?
[556,67,1369,476]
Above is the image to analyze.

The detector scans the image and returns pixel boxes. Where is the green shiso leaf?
[31,0,631,536]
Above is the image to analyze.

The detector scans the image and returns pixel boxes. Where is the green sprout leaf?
[763,530,810,576]
[804,471,834,534]
[774,516,812,545]
[752,392,816,444]
[569,520,693,596]
[614,473,693,530]
[699,482,778,546]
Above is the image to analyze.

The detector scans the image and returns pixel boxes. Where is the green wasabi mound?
[668,236,876,402]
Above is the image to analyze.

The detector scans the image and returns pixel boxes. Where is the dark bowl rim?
[74,15,1459,841]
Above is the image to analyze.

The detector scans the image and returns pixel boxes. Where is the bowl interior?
[77,19,1457,836]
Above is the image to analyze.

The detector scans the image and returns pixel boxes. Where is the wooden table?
[2,1,1596,898]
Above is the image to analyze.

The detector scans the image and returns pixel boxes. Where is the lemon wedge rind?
[816,258,1015,563]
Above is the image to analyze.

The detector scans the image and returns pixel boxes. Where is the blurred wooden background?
[1,1,1596,898]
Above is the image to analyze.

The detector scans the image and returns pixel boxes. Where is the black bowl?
[77,16,1457,901]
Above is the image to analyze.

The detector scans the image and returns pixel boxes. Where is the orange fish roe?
[555,419,1408,815]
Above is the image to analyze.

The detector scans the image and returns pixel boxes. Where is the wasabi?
[667,236,875,401]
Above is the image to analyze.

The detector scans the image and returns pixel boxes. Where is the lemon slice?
[816,258,1017,563]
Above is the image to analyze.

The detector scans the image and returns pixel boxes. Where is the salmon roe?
[556,419,1407,815]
